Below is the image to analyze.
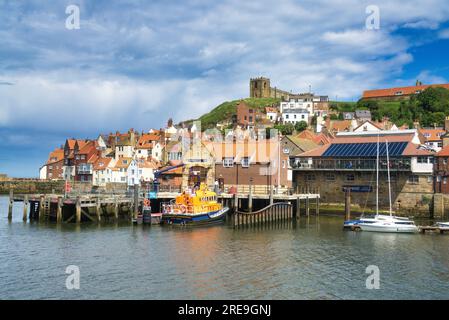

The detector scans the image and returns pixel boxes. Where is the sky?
[1,0,449,177]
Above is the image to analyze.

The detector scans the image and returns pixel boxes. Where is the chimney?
[445,116,449,132]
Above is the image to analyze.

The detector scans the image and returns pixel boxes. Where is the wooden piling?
[96,198,101,222]
[39,195,45,221]
[345,190,351,221]
[75,196,81,223]
[306,196,310,217]
[56,196,63,223]
[133,184,139,220]
[316,197,320,216]
[114,198,119,220]
[8,189,13,220]
[22,195,29,222]
[269,185,274,205]
[296,197,301,220]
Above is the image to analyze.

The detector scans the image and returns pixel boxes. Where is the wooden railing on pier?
[233,202,293,228]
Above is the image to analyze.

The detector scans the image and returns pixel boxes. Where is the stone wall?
[0,180,66,194]
[293,171,434,217]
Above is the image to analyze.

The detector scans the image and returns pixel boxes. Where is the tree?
[294,121,308,132]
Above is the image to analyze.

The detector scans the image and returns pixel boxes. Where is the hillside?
[197,97,281,129]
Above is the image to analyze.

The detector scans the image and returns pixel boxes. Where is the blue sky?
[1,0,449,177]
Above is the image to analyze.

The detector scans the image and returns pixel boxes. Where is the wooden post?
[133,184,139,220]
[269,185,274,205]
[114,198,119,220]
[316,197,320,216]
[39,195,45,221]
[306,196,310,217]
[23,195,29,222]
[248,178,253,214]
[96,198,101,222]
[56,196,62,223]
[76,196,81,223]
[296,196,301,220]
[234,193,238,211]
[345,190,351,221]
[8,189,13,220]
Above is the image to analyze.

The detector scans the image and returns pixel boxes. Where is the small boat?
[356,137,418,234]
[358,215,418,233]
[161,183,228,226]
[436,222,449,228]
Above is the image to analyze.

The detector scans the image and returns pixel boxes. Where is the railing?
[290,158,411,171]
[234,202,293,228]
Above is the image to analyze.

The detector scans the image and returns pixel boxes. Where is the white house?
[127,159,140,186]
[280,98,313,114]
[136,159,159,182]
[111,157,133,183]
[265,106,279,122]
[92,157,114,186]
[282,108,309,124]
[39,165,47,180]
[353,120,382,133]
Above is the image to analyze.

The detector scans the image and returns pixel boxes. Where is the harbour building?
[290,130,435,216]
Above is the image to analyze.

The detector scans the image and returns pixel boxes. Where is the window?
[286,114,289,119]
[417,156,428,163]
[395,91,403,95]
[223,157,234,167]
[437,175,442,182]
[407,175,419,184]
[427,176,433,183]
[444,158,448,165]
[241,157,250,168]
[294,114,297,119]
[249,116,253,122]
[346,174,355,181]
[301,115,305,119]
[306,174,315,181]
[249,109,254,113]
[444,177,447,185]
[326,174,335,181]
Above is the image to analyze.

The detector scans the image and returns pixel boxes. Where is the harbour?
[2,195,449,300]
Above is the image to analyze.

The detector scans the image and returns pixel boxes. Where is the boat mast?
[376,134,379,217]
[386,140,393,216]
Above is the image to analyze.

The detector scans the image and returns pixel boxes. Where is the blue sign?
[342,185,372,193]
[149,191,158,199]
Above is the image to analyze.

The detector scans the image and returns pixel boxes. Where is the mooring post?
[96,198,101,222]
[114,197,119,220]
[296,196,301,220]
[316,197,320,216]
[306,196,310,217]
[56,196,63,223]
[76,196,81,223]
[345,190,351,221]
[269,184,274,205]
[8,189,13,220]
[39,195,45,221]
[133,184,139,220]
[248,178,253,214]
[234,193,238,211]
[22,195,29,222]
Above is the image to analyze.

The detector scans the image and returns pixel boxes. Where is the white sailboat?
[358,137,418,233]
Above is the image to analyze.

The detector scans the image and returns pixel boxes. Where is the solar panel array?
[322,142,408,157]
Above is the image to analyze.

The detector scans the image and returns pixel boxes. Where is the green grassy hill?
[197,97,280,129]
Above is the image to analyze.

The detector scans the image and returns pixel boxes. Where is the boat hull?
[359,224,418,233]
[161,207,229,226]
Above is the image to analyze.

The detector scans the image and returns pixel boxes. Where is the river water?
[1,195,448,299]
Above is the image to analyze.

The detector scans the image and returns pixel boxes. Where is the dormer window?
[223,157,234,167]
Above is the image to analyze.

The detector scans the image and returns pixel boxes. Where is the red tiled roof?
[437,145,449,156]
[93,157,112,170]
[419,128,445,142]
[46,148,64,164]
[362,83,449,99]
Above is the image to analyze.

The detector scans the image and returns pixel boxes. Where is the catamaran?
[357,136,418,233]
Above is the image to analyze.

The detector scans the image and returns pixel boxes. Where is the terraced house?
[291,130,435,216]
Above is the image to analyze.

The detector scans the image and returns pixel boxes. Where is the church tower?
[250,77,271,98]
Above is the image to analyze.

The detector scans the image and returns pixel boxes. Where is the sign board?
[342,185,372,193]
[149,191,158,199]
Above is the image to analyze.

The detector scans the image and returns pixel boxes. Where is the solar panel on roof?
[322,142,408,157]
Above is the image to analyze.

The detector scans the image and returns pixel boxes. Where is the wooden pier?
[6,186,320,225]
[418,226,449,234]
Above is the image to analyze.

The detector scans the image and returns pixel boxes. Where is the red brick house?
[74,140,100,182]
[236,101,256,128]
[435,146,449,193]
[45,148,64,180]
